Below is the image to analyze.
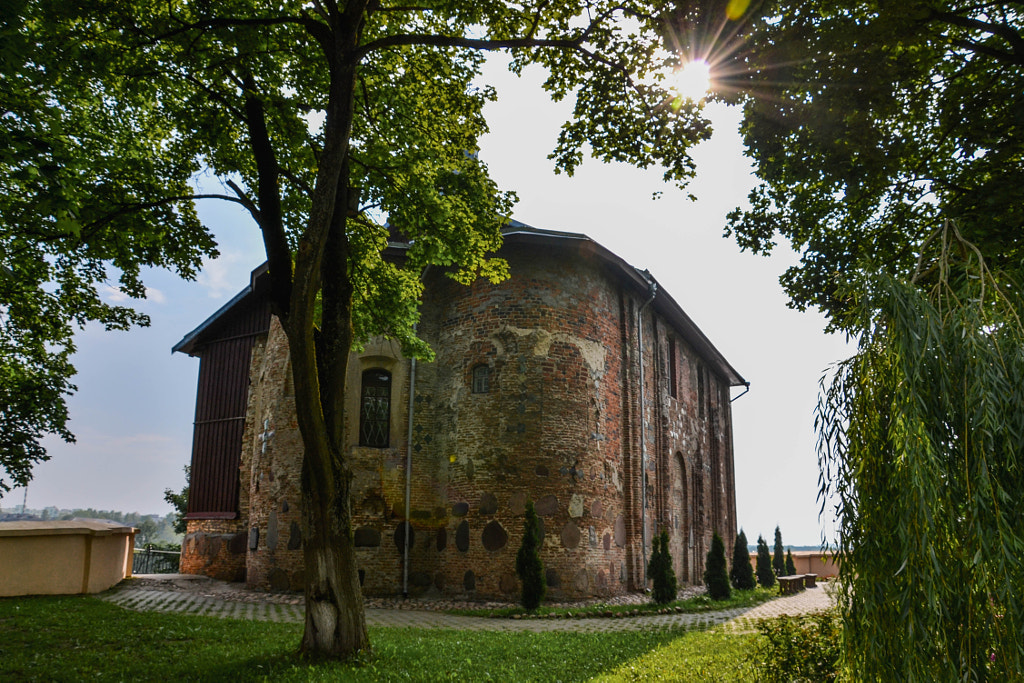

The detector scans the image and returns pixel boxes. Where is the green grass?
[446,586,777,619]
[0,594,760,682]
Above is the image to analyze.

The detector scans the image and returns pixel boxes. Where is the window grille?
[360,369,391,447]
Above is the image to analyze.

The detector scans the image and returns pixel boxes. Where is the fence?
[132,546,181,575]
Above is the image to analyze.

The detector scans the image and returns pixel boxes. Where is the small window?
[360,369,391,447]
[472,364,491,394]
[668,341,678,399]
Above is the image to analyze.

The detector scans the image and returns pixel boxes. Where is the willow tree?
[817,223,1024,680]
[10,0,717,658]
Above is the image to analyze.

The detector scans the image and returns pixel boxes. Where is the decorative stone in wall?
[411,571,432,587]
[354,526,381,547]
[452,502,469,517]
[614,514,626,547]
[463,570,475,591]
[591,499,603,518]
[394,522,414,553]
[535,494,558,516]
[229,532,248,555]
[588,526,597,548]
[479,493,498,515]
[509,491,527,515]
[568,494,584,518]
[603,532,611,551]
[434,572,445,590]
[436,528,447,551]
[287,522,302,550]
[537,517,546,544]
[561,521,581,549]
[535,465,549,477]
[574,568,589,592]
[268,568,289,591]
[249,527,259,551]
[546,568,561,587]
[456,520,470,552]
[597,570,607,588]
[267,510,279,551]
[499,573,517,593]
[481,521,508,551]
[281,500,289,513]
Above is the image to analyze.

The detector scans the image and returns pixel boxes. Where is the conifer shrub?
[756,535,776,588]
[649,530,678,604]
[730,529,756,590]
[515,501,546,610]
[773,526,785,576]
[785,549,797,576]
[703,531,731,600]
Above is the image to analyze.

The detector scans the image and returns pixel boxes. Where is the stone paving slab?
[100,579,835,633]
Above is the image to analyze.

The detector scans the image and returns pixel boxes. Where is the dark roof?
[172,263,269,357]
[174,223,746,386]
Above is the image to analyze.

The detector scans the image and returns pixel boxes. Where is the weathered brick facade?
[177,226,744,599]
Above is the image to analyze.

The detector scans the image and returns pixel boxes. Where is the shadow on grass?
[0,594,742,682]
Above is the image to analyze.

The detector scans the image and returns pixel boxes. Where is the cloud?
[196,252,242,299]
[100,285,166,304]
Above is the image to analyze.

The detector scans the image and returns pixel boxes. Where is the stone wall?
[179,518,247,581]
[198,239,738,599]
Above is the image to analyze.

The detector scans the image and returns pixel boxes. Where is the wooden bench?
[778,575,806,595]
[803,573,817,588]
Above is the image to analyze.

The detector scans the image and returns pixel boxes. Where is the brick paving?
[100,575,834,632]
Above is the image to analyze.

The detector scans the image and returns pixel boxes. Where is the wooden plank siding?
[185,293,271,518]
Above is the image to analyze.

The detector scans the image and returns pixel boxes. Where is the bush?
[730,529,756,590]
[515,501,546,610]
[756,535,776,588]
[750,610,842,682]
[773,526,785,576]
[704,531,731,600]
[649,530,678,604]
[786,549,797,576]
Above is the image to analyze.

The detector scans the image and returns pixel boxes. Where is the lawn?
[0,594,760,682]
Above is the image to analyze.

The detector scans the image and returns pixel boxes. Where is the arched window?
[360,369,391,447]
[472,364,491,394]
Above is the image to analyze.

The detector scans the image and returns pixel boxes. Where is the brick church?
[173,223,745,599]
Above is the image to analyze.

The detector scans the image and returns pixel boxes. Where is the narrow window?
[472,364,491,394]
[668,341,678,399]
[360,369,391,447]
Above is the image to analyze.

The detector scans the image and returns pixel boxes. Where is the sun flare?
[673,60,711,101]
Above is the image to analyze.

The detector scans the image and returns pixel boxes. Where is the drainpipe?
[730,382,751,403]
[637,271,657,587]
[402,352,416,598]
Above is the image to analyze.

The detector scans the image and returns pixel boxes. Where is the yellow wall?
[748,549,839,578]
[0,521,136,597]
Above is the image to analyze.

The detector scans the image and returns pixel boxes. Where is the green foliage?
[515,500,545,611]
[817,224,1024,680]
[730,529,756,590]
[648,529,678,605]
[703,531,731,601]
[772,526,784,576]
[707,1,1024,328]
[756,535,775,589]
[163,466,189,536]
[785,550,796,577]
[751,610,842,683]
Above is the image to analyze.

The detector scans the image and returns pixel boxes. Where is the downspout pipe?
[636,271,657,587]
[730,382,751,403]
[402,351,416,598]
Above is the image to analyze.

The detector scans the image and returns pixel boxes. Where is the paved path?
[100,577,833,633]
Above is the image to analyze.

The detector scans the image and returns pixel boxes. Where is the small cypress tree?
[773,526,785,576]
[703,531,731,600]
[756,535,776,588]
[785,548,797,576]
[730,529,756,590]
[515,501,546,610]
[649,530,678,604]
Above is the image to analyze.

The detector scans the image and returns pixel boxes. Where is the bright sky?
[13,57,850,548]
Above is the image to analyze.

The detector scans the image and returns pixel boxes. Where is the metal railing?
[132,546,181,574]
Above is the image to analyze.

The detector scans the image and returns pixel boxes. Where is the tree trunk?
[299,458,369,657]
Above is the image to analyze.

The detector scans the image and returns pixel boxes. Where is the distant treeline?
[0,506,181,548]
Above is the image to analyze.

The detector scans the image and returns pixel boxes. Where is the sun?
[673,60,711,101]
